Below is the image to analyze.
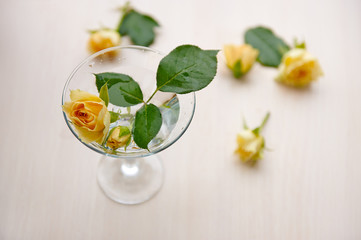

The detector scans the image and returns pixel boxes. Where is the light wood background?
[1,0,361,239]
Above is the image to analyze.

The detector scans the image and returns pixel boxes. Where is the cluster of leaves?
[96,45,219,150]
[245,26,305,67]
[117,3,159,47]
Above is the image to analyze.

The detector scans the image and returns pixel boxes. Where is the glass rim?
[61,45,196,159]
[62,45,164,102]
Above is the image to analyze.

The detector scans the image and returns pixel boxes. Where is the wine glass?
[62,46,196,204]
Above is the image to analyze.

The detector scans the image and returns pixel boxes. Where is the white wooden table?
[1,0,361,239]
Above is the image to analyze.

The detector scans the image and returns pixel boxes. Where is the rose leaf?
[95,72,144,107]
[245,26,290,67]
[156,45,219,94]
[133,103,162,149]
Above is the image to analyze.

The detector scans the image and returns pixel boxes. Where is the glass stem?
[120,158,140,177]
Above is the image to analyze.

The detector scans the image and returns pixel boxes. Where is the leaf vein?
[158,63,196,91]
[117,88,143,103]
[249,31,281,57]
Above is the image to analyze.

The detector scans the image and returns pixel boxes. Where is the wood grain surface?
[0,0,360,239]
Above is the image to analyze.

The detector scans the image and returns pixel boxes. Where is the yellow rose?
[275,48,323,87]
[235,129,264,163]
[106,126,131,150]
[88,29,121,53]
[223,44,259,78]
[62,90,110,144]
[235,112,270,164]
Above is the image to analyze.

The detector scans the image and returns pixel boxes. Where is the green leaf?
[252,127,261,135]
[294,38,306,49]
[118,126,131,137]
[259,112,270,131]
[245,26,290,67]
[109,111,120,123]
[124,136,131,151]
[252,112,270,135]
[117,10,159,46]
[232,60,243,78]
[133,104,162,149]
[99,83,109,107]
[156,45,219,94]
[242,116,249,130]
[105,127,117,143]
[94,72,144,107]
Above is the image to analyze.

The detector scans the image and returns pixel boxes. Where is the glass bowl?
[62,46,195,204]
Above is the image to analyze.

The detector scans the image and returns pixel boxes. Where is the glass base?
[97,155,163,204]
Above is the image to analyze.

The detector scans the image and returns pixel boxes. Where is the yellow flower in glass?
[62,90,110,144]
[106,126,132,150]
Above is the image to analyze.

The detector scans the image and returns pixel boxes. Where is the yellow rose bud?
[275,48,323,87]
[106,126,131,150]
[235,112,270,164]
[223,44,259,78]
[62,90,110,144]
[88,29,121,53]
[235,129,264,163]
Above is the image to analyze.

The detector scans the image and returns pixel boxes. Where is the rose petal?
[70,90,102,103]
